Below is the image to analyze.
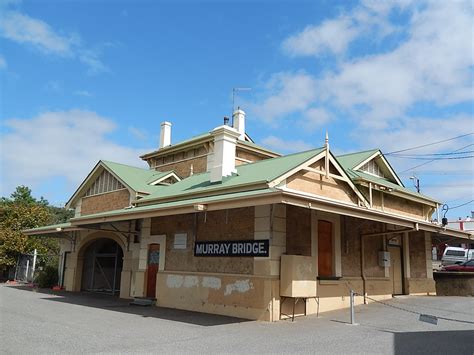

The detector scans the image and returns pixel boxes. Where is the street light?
[410,174,420,193]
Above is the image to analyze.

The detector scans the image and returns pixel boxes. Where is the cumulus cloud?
[0,9,107,73]
[250,71,318,124]
[283,16,358,57]
[0,110,150,197]
[261,135,314,153]
[252,1,473,127]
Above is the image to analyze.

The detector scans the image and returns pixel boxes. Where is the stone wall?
[150,207,255,275]
[155,156,208,178]
[409,231,427,278]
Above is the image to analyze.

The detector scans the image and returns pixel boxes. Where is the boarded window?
[318,220,333,277]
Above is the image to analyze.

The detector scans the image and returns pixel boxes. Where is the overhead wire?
[399,143,474,173]
[385,133,474,155]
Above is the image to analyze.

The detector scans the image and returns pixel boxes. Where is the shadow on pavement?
[6,285,249,327]
[394,330,474,355]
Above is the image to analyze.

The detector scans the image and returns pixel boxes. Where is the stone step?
[130,297,156,306]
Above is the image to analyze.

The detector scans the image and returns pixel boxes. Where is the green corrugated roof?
[137,147,324,203]
[347,169,439,203]
[336,149,379,169]
[336,149,438,203]
[72,188,279,222]
[101,160,175,194]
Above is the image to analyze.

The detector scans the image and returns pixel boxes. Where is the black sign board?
[194,240,269,257]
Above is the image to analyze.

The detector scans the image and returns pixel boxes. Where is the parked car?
[441,259,474,272]
[441,247,474,266]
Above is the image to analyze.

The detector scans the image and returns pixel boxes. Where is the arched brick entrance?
[80,238,124,295]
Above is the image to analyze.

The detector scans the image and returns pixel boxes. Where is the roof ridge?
[336,148,380,157]
[239,147,324,168]
[101,160,151,171]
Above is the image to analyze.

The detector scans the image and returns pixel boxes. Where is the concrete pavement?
[0,285,473,354]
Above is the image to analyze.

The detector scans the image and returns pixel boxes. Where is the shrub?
[36,265,58,288]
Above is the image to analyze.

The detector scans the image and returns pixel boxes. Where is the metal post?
[32,249,37,282]
[26,260,30,282]
[350,289,356,325]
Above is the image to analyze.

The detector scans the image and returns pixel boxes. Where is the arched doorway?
[81,238,124,295]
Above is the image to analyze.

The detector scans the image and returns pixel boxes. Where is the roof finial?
[325,131,329,147]
[190,164,194,176]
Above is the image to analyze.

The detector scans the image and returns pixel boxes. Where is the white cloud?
[282,0,410,57]
[0,53,6,69]
[0,10,107,73]
[322,0,474,125]
[261,135,313,153]
[250,72,317,123]
[283,16,358,57]
[0,110,150,196]
[253,1,473,128]
[300,108,332,131]
[0,11,75,55]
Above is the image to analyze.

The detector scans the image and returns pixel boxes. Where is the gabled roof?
[337,149,403,186]
[336,149,380,169]
[66,160,179,208]
[101,161,179,192]
[139,131,279,160]
[136,148,325,205]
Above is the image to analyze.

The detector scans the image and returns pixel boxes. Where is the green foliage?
[0,186,71,268]
[36,265,59,288]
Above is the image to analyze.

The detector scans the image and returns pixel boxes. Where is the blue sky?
[0,0,473,220]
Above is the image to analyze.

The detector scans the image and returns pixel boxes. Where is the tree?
[0,186,71,271]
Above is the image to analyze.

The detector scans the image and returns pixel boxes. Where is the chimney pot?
[159,121,172,149]
[232,108,246,140]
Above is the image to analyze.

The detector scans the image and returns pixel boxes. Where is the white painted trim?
[269,151,369,207]
[354,152,403,186]
[148,172,181,186]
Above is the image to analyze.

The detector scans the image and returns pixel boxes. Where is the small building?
[24,110,471,321]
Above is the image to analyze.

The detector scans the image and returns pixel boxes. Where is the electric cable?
[448,200,474,210]
[385,133,474,155]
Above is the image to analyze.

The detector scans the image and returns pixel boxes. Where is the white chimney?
[232,108,246,140]
[159,121,172,148]
[210,125,240,182]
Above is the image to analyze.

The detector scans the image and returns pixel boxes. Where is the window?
[318,220,333,277]
[446,250,465,257]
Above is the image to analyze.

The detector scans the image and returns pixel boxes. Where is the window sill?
[317,276,341,281]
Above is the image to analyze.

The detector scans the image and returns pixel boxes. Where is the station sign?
[194,239,269,257]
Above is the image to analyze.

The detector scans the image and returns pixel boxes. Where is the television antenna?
[232,87,251,116]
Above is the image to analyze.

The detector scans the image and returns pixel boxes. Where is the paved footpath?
[0,284,473,354]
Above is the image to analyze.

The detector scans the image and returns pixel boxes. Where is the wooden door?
[146,244,160,298]
[318,220,333,277]
[388,246,403,295]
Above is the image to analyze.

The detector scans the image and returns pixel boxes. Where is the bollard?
[350,289,357,325]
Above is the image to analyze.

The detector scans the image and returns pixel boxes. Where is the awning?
[23,222,85,236]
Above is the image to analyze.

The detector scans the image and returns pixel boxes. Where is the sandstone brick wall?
[81,189,130,215]
[409,231,427,278]
[286,160,358,204]
[286,205,311,256]
[155,156,207,178]
[383,194,425,219]
[150,207,255,275]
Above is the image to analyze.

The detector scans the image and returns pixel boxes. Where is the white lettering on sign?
[194,240,269,257]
